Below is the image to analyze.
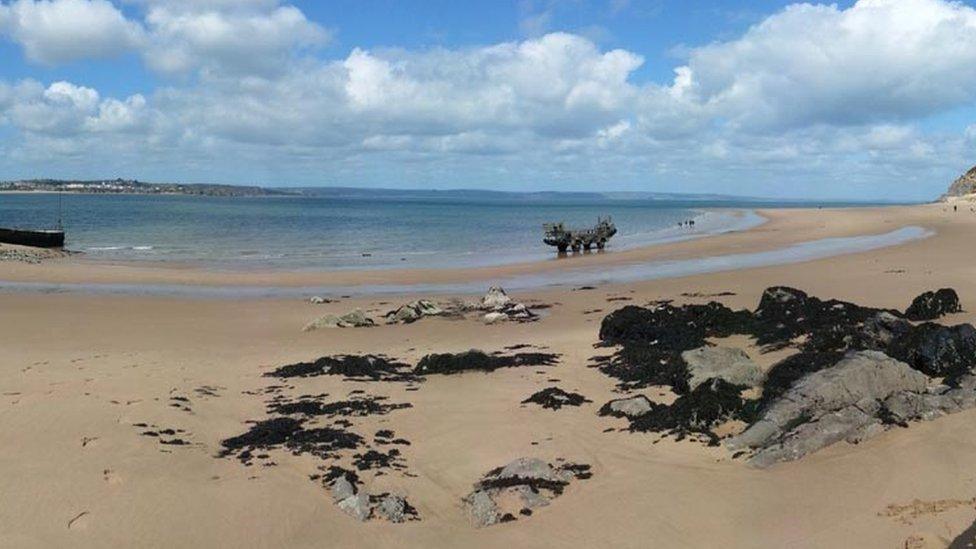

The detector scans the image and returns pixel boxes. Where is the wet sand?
[3,203,976,548]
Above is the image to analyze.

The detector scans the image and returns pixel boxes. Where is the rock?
[482,312,508,324]
[905,288,962,321]
[330,476,356,502]
[464,490,500,527]
[625,378,749,445]
[942,164,976,199]
[597,395,654,418]
[303,309,375,331]
[376,494,407,523]
[747,403,883,468]
[337,492,371,521]
[482,286,512,310]
[861,311,912,349]
[680,346,764,390]
[385,299,443,324]
[513,485,551,509]
[886,322,976,383]
[495,457,560,482]
[464,458,591,527]
[729,351,930,465]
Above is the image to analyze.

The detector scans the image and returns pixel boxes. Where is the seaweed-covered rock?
[593,286,976,462]
[463,458,591,527]
[626,378,750,445]
[754,350,846,410]
[521,387,590,410]
[680,346,764,390]
[591,341,692,392]
[599,302,750,347]
[598,395,654,418]
[414,350,559,375]
[905,288,962,321]
[752,286,886,350]
[886,323,976,383]
[860,312,912,350]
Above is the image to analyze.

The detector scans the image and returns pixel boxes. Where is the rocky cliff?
[943,165,976,199]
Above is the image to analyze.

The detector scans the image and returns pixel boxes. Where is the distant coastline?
[0,178,920,204]
[0,178,289,197]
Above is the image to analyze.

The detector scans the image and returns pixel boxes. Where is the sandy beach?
[3,202,976,548]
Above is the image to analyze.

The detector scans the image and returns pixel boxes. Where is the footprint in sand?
[103,469,123,485]
[67,511,90,530]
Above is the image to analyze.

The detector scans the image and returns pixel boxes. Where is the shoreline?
[0,204,940,292]
[0,225,931,298]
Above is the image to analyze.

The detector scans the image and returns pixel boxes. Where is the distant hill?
[285,186,767,203]
[943,166,976,200]
[0,179,892,204]
[0,179,291,197]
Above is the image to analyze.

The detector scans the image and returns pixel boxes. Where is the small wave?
[86,245,154,252]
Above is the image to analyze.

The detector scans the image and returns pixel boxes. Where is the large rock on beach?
[330,476,356,502]
[598,395,655,418]
[886,322,976,382]
[463,457,591,527]
[482,286,512,309]
[860,311,913,349]
[302,309,375,331]
[729,351,930,466]
[385,299,443,324]
[681,346,764,390]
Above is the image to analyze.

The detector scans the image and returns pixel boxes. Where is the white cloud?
[670,0,976,130]
[142,1,328,76]
[0,0,144,64]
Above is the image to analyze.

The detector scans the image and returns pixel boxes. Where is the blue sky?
[0,0,972,200]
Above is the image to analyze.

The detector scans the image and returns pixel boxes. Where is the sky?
[0,0,974,200]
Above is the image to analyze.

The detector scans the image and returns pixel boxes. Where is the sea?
[0,191,893,271]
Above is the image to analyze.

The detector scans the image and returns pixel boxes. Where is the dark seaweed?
[266,355,415,381]
[521,387,591,410]
[414,350,559,375]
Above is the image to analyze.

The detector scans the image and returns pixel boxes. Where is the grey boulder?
[729,351,930,467]
[303,309,375,331]
[598,395,655,418]
[337,492,372,522]
[681,346,764,390]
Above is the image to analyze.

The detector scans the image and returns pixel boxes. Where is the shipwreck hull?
[0,228,65,248]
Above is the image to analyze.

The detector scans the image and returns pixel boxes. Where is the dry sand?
[2,203,976,548]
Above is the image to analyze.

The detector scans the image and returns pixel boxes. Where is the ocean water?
[0,192,860,270]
